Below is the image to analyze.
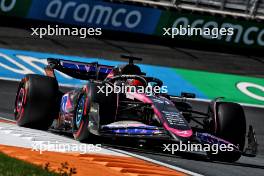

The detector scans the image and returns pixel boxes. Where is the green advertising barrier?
[174,68,264,106]
[0,0,32,17]
[155,11,264,50]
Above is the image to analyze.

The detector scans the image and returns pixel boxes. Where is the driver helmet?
[128,79,144,87]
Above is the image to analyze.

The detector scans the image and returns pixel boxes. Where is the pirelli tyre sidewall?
[208,102,246,162]
[73,82,117,142]
[73,85,91,142]
[15,74,59,130]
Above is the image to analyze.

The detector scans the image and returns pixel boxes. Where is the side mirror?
[181,92,196,98]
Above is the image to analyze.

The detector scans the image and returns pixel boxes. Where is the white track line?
[1,116,202,175]
[0,117,126,156]
[109,148,204,176]
[0,116,15,122]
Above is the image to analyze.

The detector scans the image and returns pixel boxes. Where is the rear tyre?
[207,102,246,162]
[15,74,59,130]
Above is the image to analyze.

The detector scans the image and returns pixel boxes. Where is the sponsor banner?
[0,0,263,52]
[174,68,264,105]
[27,0,161,34]
[155,11,264,49]
[0,0,32,17]
[0,48,264,105]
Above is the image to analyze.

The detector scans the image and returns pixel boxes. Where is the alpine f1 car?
[14,55,257,162]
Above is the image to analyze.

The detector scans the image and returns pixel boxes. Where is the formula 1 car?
[14,55,257,162]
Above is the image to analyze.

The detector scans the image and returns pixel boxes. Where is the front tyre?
[208,102,246,162]
[72,82,117,142]
[73,92,91,142]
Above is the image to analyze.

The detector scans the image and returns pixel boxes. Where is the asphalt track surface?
[0,27,263,77]
[1,80,264,176]
[0,27,264,176]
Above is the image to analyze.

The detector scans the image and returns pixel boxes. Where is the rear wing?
[45,58,114,81]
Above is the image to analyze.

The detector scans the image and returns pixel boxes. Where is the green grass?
[0,152,58,176]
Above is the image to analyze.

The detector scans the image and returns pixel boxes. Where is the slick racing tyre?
[208,102,246,162]
[73,82,117,142]
[73,92,91,142]
[15,74,59,130]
